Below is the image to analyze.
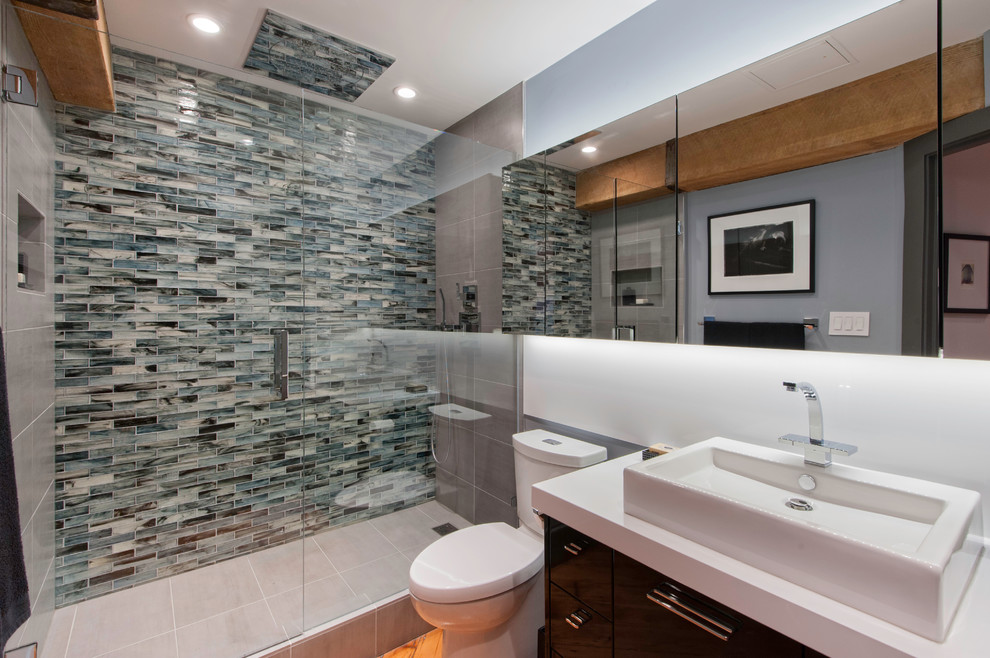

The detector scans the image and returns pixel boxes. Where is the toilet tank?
[512,430,608,536]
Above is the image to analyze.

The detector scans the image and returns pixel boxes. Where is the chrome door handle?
[273,330,288,400]
[563,542,584,555]
[647,583,736,641]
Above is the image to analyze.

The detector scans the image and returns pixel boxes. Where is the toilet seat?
[409,522,543,604]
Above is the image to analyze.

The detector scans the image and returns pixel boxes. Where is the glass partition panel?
[298,102,519,631]
[677,0,938,355]
[13,5,313,655]
[597,176,679,342]
[940,0,990,358]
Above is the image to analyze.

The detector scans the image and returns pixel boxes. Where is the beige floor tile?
[370,508,443,552]
[399,541,433,562]
[170,556,264,628]
[266,575,370,636]
[248,538,335,598]
[416,501,472,530]
[175,601,284,658]
[40,606,74,658]
[65,580,173,658]
[311,521,397,572]
[339,553,412,603]
[97,632,177,658]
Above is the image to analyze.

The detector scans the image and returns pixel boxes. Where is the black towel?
[704,320,805,350]
[0,329,30,650]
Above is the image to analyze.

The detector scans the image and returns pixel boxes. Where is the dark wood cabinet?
[613,552,802,657]
[549,583,613,657]
[547,519,613,620]
[545,517,809,658]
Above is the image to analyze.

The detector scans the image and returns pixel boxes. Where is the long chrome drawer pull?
[653,585,736,635]
[647,591,732,641]
[564,542,583,555]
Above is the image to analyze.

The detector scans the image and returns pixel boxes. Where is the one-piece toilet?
[409,430,607,657]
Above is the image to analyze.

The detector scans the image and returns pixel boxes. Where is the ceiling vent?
[747,38,855,91]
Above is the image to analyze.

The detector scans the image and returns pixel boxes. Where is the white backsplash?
[523,335,990,536]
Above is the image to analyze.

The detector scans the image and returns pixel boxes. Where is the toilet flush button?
[798,474,816,491]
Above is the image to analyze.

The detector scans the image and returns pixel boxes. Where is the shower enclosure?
[38,8,521,656]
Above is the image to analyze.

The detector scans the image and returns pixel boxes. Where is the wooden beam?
[576,38,985,208]
[679,38,984,192]
[12,0,115,111]
[576,141,674,211]
[12,0,97,20]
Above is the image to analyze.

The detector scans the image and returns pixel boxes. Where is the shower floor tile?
[43,502,472,658]
[170,556,265,628]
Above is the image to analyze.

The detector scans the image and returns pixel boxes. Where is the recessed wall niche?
[16,194,45,292]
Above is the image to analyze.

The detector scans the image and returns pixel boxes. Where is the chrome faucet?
[778,381,857,467]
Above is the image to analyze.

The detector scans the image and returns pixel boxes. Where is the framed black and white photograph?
[708,200,815,295]
[943,233,990,313]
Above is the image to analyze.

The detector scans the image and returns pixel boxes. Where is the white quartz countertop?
[532,452,990,658]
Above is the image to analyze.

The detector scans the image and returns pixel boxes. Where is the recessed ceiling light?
[581,145,598,154]
[188,14,222,34]
[394,86,417,99]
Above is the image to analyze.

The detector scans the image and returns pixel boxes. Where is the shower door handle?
[274,330,288,400]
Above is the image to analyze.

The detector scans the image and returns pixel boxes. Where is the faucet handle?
[782,381,797,391]
[779,434,858,467]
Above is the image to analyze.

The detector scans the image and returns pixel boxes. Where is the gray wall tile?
[474,488,517,527]
[474,436,515,504]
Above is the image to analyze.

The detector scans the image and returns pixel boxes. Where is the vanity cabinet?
[545,517,806,657]
[613,552,803,657]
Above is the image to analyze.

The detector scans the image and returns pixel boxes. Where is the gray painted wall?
[2,3,57,654]
[685,147,905,354]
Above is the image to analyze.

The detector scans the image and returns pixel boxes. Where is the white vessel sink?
[623,437,983,641]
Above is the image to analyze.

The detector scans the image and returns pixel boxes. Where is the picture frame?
[943,233,990,313]
[708,200,815,295]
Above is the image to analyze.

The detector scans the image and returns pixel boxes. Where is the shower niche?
[16,194,45,293]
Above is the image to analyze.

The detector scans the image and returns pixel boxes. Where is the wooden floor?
[381,629,442,658]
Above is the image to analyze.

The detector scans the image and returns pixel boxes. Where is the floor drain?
[432,523,457,536]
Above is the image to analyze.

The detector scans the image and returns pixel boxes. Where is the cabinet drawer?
[549,583,612,658]
[547,521,613,619]
[614,552,802,657]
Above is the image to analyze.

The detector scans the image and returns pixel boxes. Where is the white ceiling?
[102,0,657,130]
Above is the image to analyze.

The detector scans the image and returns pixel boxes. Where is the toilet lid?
[409,522,543,604]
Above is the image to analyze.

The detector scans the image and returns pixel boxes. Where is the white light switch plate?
[828,311,870,336]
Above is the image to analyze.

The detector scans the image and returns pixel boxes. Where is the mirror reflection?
[493,0,987,359]
[941,0,990,359]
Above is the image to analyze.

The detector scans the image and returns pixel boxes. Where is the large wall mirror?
[500,96,680,343]
[496,0,990,359]
[485,0,987,359]
[678,0,940,356]
[941,0,990,359]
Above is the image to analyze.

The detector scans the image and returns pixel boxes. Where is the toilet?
[409,430,608,657]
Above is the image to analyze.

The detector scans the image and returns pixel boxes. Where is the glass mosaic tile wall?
[502,157,592,336]
[52,48,438,606]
